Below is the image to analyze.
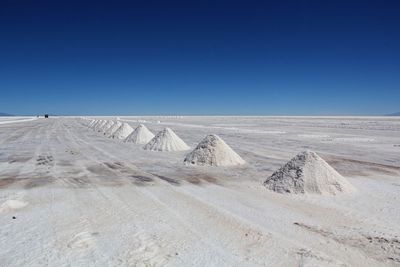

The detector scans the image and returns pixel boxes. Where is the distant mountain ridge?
[0,112,13,116]
[386,112,400,116]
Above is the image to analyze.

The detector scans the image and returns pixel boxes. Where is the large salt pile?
[264,151,355,195]
[143,127,190,151]
[124,124,155,144]
[110,123,134,139]
[184,134,245,166]
[105,121,122,136]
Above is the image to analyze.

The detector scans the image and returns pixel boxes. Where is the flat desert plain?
[0,116,399,266]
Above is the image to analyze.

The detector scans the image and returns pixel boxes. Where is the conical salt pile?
[105,121,122,136]
[96,120,108,132]
[124,124,155,144]
[99,120,114,132]
[110,122,134,139]
[88,119,96,127]
[143,127,190,151]
[94,120,107,131]
[90,120,101,129]
[184,134,245,166]
[264,151,356,195]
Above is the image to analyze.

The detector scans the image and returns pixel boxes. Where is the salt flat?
[0,116,399,266]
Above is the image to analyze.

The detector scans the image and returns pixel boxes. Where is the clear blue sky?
[0,0,399,115]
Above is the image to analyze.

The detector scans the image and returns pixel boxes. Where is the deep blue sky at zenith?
[0,0,399,115]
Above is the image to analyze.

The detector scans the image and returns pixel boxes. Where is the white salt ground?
[1,117,399,267]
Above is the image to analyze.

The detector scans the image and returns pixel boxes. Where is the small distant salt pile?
[143,127,190,151]
[88,120,97,128]
[97,120,109,131]
[264,151,355,195]
[95,120,107,132]
[124,124,155,144]
[94,120,107,131]
[99,120,114,132]
[184,134,245,166]
[89,120,99,129]
[90,120,101,129]
[110,123,134,139]
[0,199,28,213]
[105,121,122,136]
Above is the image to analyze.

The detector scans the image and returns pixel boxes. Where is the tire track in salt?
[62,119,240,266]
[65,119,356,266]
[52,120,179,265]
